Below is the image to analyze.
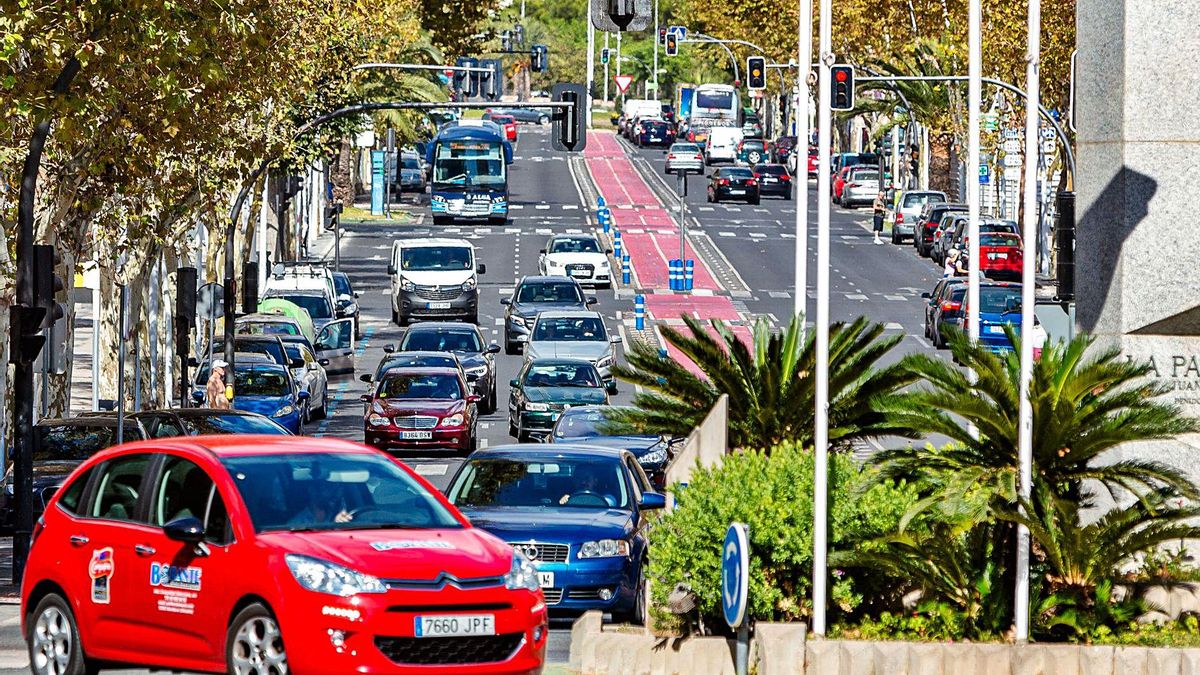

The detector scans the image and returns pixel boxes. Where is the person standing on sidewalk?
[872,192,886,245]
[206,359,231,409]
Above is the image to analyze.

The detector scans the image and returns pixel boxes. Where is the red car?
[363,367,479,453]
[975,232,1023,280]
[832,166,852,201]
[807,152,819,177]
[492,114,518,142]
[21,436,548,674]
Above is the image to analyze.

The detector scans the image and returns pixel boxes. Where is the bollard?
[597,196,606,208]
[685,259,695,291]
[668,259,680,291]
[622,254,631,285]
[635,294,645,330]
[659,347,669,359]
[613,230,623,259]
[599,210,611,233]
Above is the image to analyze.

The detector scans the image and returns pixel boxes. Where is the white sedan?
[665,142,705,175]
[538,234,614,288]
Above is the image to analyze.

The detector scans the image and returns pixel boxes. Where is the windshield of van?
[401,246,473,271]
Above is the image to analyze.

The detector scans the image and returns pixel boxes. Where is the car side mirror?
[586,297,598,306]
[188,357,200,367]
[359,374,372,384]
[476,263,486,275]
[610,336,623,344]
[501,298,512,306]
[359,393,372,403]
[606,381,618,395]
[383,344,396,354]
[509,378,519,387]
[639,493,667,510]
[605,249,614,255]
[486,343,501,355]
[297,391,311,402]
[191,391,205,403]
[539,248,547,254]
[164,516,205,543]
[318,359,331,367]
[920,292,931,299]
[387,264,397,276]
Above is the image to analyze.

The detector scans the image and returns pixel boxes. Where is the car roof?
[36,417,124,428]
[385,350,461,360]
[120,435,373,458]
[155,408,263,418]
[526,357,597,367]
[534,310,603,319]
[519,275,580,285]
[468,443,629,461]
[395,237,474,248]
[550,233,599,241]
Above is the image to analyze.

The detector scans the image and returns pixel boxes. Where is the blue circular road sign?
[722,523,749,628]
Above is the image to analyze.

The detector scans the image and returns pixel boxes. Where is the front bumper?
[431,197,508,221]
[517,410,561,435]
[397,288,479,321]
[366,424,474,452]
[276,581,547,675]
[527,554,640,615]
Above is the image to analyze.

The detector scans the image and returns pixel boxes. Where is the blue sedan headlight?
[639,448,668,466]
[578,539,630,559]
[272,404,296,418]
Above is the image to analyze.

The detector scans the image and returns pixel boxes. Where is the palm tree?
[607,315,918,451]
[875,329,1198,509]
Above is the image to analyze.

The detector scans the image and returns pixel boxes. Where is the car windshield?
[549,237,601,254]
[402,156,420,170]
[754,165,789,176]
[179,414,289,435]
[724,169,754,178]
[532,317,606,341]
[696,90,734,109]
[400,329,482,352]
[979,287,1022,313]
[449,458,630,510]
[224,452,462,532]
[33,425,128,462]
[516,282,583,304]
[982,221,1019,234]
[524,363,601,388]
[981,234,1021,247]
[235,368,291,396]
[333,274,351,296]
[378,373,463,400]
[401,246,473,271]
[270,294,332,320]
[554,409,627,438]
[238,321,299,336]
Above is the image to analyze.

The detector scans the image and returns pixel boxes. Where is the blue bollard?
[668,259,680,291]
[635,294,645,330]
[599,211,611,233]
[685,259,695,291]
[597,196,606,207]
[622,255,631,285]
[658,347,669,359]
[613,230,623,259]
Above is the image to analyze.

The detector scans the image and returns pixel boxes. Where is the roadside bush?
[648,442,919,630]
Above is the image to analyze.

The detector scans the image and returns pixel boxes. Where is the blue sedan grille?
[509,541,569,563]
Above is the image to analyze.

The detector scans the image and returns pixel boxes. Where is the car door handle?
[135,544,156,556]
[69,535,89,546]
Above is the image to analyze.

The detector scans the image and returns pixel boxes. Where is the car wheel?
[711,191,720,204]
[785,188,793,200]
[28,593,94,675]
[539,115,549,125]
[505,341,520,356]
[616,565,648,626]
[891,229,899,244]
[749,197,760,205]
[488,385,498,414]
[508,418,519,438]
[311,390,328,421]
[227,603,287,675]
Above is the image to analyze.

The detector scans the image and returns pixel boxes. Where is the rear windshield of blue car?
[979,287,1021,313]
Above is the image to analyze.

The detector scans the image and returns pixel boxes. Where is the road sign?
[1004,129,1020,140]
[979,164,991,185]
[1004,153,1022,168]
[668,25,686,40]
[982,112,999,131]
[614,75,634,95]
[1043,139,1056,155]
[197,283,224,321]
[1003,139,1021,154]
[722,523,749,629]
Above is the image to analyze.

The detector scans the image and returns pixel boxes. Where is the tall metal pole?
[794,0,812,322]
[811,0,832,638]
[604,32,611,102]
[652,0,660,100]
[587,19,596,128]
[967,0,981,344]
[1015,0,1040,644]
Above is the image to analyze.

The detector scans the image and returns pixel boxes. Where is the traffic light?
[590,0,651,32]
[665,31,678,56]
[481,58,503,101]
[455,57,477,97]
[831,64,854,111]
[551,83,588,152]
[242,262,259,316]
[659,28,667,45]
[531,45,548,73]
[747,56,766,91]
[324,203,342,231]
[33,245,65,330]
[9,305,45,367]
[600,48,610,65]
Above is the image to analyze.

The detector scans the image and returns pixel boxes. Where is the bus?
[686,84,742,147]
[424,121,514,225]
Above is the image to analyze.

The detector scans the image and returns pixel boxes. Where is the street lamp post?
[795,0,812,322]
[652,0,660,100]
[967,0,981,347]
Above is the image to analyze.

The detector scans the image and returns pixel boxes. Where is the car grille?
[394,415,438,429]
[542,588,564,605]
[509,542,570,563]
[568,588,609,601]
[374,634,523,665]
[414,285,462,301]
[566,263,594,277]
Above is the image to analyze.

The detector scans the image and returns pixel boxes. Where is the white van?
[704,126,744,164]
[388,238,485,325]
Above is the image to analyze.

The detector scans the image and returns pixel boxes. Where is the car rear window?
[724,168,754,178]
[400,329,483,352]
[754,165,789,176]
[904,192,946,207]
[980,234,1021,246]
[979,287,1021,313]
[34,425,125,461]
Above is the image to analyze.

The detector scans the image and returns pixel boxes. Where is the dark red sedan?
[363,367,479,453]
[973,232,1024,281]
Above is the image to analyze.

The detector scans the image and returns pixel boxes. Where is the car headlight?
[509,315,528,327]
[285,554,387,596]
[639,448,669,466]
[596,353,614,368]
[465,364,488,376]
[273,405,295,418]
[599,260,610,268]
[492,195,506,204]
[400,278,415,292]
[525,402,550,412]
[440,413,464,427]
[368,414,390,427]
[462,278,477,291]
[504,550,541,592]
[578,539,630,559]
[546,259,561,268]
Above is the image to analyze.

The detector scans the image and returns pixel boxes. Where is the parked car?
[396,322,500,413]
[922,278,967,348]
[750,164,793,199]
[665,142,705,175]
[916,203,967,257]
[396,150,427,194]
[524,311,621,388]
[507,359,610,441]
[502,276,596,354]
[950,282,1025,353]
[486,106,551,124]
[769,136,797,164]
[706,167,761,204]
[130,408,290,437]
[282,342,330,421]
[891,190,948,244]
[633,119,675,147]
[21,436,549,674]
[735,138,768,165]
[550,406,679,489]
[931,213,970,266]
[971,232,1024,281]
[363,367,479,453]
[537,234,613,288]
[261,288,337,333]
[332,271,361,340]
[225,361,309,434]
[947,219,1020,258]
[492,114,518,141]
[447,444,665,623]
[838,167,880,208]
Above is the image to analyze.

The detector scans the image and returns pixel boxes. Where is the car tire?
[487,385,498,414]
[505,341,520,356]
[508,418,519,438]
[785,188,793,200]
[468,312,479,325]
[539,115,549,125]
[398,314,410,327]
[28,593,95,675]
[615,566,648,626]
[749,197,760,206]
[227,603,288,675]
[891,229,899,245]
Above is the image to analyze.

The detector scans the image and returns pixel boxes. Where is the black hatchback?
[707,167,760,204]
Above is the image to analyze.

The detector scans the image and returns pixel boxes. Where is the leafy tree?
[609,314,917,451]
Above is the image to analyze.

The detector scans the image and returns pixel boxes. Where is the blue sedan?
[447,445,665,623]
[951,282,1024,353]
[550,406,678,488]
[194,361,309,434]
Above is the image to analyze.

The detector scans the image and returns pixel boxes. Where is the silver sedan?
[665,142,705,175]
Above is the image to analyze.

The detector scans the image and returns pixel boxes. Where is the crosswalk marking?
[719,231,736,237]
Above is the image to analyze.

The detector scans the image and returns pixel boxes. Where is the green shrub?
[648,442,919,628]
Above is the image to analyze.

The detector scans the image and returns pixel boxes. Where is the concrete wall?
[663,393,727,501]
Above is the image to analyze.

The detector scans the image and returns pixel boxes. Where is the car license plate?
[988,253,1008,259]
[538,572,554,588]
[427,302,451,309]
[764,178,777,183]
[401,431,433,440]
[987,325,1006,334]
[729,189,745,194]
[568,269,589,277]
[415,614,495,638]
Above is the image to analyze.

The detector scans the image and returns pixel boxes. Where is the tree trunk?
[332,141,354,208]
[43,248,77,417]
[929,132,956,198]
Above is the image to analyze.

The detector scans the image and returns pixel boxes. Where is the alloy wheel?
[30,605,72,675]
[231,615,288,675]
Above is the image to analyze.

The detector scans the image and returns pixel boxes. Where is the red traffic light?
[835,70,848,82]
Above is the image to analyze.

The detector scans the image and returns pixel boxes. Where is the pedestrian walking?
[206,359,231,409]
[943,248,968,277]
[872,192,886,245]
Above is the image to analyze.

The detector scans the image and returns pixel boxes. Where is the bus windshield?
[696,90,735,110]
[434,141,505,188]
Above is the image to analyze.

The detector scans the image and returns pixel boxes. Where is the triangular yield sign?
[614,75,634,94]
